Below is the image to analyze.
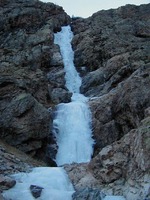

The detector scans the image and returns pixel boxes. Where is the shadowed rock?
[30,185,44,199]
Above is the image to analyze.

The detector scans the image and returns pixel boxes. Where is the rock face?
[0,175,16,192]
[0,139,45,174]
[91,116,150,200]
[0,139,45,194]
[71,3,150,162]
[72,188,104,200]
[89,64,150,154]
[0,0,70,160]
[64,3,150,200]
[0,93,50,156]
[65,112,150,200]
[72,4,150,76]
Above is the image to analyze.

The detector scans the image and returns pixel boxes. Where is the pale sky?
[41,0,149,17]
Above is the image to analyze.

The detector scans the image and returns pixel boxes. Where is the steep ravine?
[0,1,150,200]
[53,26,94,166]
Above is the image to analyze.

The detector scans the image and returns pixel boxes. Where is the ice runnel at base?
[3,167,74,200]
[54,25,94,166]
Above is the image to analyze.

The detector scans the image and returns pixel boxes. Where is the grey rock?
[66,4,150,200]
[71,4,150,156]
[30,185,43,199]
[0,93,50,157]
[0,175,16,191]
[72,188,105,200]
[0,193,5,200]
[46,143,57,166]
[66,115,150,200]
[0,0,70,162]
[47,66,66,88]
[0,139,46,176]
[89,64,150,155]
[72,4,150,95]
[49,88,72,104]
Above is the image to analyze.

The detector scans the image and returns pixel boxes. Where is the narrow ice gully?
[3,26,125,200]
[53,25,94,166]
[3,25,93,200]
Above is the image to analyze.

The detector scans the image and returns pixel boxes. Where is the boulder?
[30,185,43,199]
[89,114,150,200]
[0,175,16,192]
[49,88,72,104]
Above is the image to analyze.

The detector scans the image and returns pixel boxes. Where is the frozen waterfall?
[53,25,94,166]
[3,167,74,200]
[2,25,126,200]
[54,25,81,93]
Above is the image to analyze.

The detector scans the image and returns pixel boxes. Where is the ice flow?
[3,167,74,200]
[54,25,81,93]
[54,25,94,166]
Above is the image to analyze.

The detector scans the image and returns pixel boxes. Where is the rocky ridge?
[71,4,150,155]
[65,3,150,200]
[0,0,70,161]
